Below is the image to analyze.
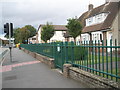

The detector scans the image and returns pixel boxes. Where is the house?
[0,36,15,47]
[28,36,37,44]
[76,1,120,46]
[37,25,68,43]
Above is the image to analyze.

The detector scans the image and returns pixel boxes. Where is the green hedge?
[67,46,88,61]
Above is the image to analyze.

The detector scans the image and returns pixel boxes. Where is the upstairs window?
[86,12,109,26]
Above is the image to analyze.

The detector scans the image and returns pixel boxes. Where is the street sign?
[57,44,60,52]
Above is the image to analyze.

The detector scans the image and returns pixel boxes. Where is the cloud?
[1,0,105,33]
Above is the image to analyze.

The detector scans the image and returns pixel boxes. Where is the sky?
[0,0,106,35]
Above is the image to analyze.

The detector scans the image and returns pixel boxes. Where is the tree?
[14,25,36,44]
[66,18,82,43]
[41,22,54,43]
[14,28,21,44]
[14,26,32,44]
[20,27,30,44]
[24,25,36,37]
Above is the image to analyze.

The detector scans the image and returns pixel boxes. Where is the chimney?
[105,0,110,3]
[88,4,93,11]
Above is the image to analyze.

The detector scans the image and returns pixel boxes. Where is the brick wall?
[21,48,55,69]
[63,64,119,88]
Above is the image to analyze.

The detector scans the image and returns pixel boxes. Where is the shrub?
[67,46,88,61]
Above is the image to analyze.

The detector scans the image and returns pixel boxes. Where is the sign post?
[9,23,12,62]
[4,23,13,63]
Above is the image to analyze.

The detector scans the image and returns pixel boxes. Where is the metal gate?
[54,42,65,70]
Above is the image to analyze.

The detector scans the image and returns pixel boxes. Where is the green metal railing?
[20,39,120,82]
[20,43,54,58]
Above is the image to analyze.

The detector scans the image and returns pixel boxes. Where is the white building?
[28,36,37,44]
[37,25,68,43]
[0,36,15,47]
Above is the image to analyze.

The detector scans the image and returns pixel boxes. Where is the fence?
[20,39,120,82]
[20,43,54,58]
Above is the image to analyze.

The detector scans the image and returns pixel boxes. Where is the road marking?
[0,60,41,72]
[0,65,12,72]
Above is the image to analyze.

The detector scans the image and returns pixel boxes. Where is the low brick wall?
[21,48,55,69]
[21,48,29,54]
[63,64,120,88]
[29,51,36,58]
[21,48,25,51]
[35,53,55,69]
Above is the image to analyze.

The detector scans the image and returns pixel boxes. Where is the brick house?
[75,1,120,47]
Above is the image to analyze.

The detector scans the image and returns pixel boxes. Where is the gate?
[54,42,65,70]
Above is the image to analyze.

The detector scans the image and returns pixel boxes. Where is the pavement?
[2,48,88,88]
[0,47,9,61]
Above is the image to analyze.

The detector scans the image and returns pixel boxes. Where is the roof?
[38,24,68,31]
[78,2,120,33]
[0,37,14,40]
[28,36,36,39]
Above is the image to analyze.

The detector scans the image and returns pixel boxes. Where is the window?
[97,34,99,40]
[100,34,102,42]
[32,38,36,40]
[97,15,101,22]
[86,13,108,26]
[88,17,93,25]
[94,34,97,41]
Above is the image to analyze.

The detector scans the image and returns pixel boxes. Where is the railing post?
[102,40,104,77]
[61,42,64,71]
[106,40,108,78]
[98,40,101,76]
[71,41,74,67]
[110,39,113,80]
[86,41,89,71]
[54,42,57,68]
[65,42,68,63]
[92,40,94,73]
[95,40,97,75]
[89,40,91,72]
[115,39,118,82]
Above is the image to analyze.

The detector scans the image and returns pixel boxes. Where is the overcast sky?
[0,0,106,35]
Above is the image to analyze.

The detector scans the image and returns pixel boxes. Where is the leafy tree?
[14,28,21,44]
[14,27,30,44]
[66,18,82,43]
[14,25,34,44]
[41,22,54,43]
[24,25,36,37]
[20,27,30,44]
